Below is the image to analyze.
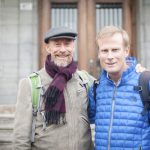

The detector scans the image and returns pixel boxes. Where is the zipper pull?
[139,146,142,150]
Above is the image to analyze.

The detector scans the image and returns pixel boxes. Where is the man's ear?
[45,44,50,53]
[136,64,147,73]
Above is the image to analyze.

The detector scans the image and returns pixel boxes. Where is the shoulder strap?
[139,71,150,111]
[93,80,99,102]
[28,72,41,110]
[77,70,99,102]
[28,72,41,143]
[77,70,91,91]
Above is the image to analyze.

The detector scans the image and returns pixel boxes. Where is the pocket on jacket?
[81,115,90,127]
[77,86,87,101]
[77,87,88,112]
[35,124,56,137]
[77,87,87,96]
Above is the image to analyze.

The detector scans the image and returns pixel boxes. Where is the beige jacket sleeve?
[13,78,33,150]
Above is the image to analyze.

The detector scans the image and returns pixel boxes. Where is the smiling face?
[98,33,129,82]
[46,38,75,67]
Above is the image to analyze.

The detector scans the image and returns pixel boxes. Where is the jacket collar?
[100,57,137,85]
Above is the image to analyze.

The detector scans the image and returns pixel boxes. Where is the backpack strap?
[77,70,99,102]
[139,71,150,124]
[77,70,91,91]
[29,72,41,110]
[93,80,99,102]
[28,72,41,142]
[139,71,150,110]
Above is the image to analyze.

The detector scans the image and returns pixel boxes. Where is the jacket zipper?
[139,146,142,150]
[108,85,117,150]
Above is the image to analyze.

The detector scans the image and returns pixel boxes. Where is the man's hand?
[135,64,147,73]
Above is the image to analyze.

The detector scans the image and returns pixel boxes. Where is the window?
[96,3,122,32]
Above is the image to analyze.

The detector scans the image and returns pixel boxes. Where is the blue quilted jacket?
[88,58,150,150]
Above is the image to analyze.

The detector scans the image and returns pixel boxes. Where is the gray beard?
[52,60,69,67]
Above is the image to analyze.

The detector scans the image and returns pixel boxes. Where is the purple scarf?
[44,55,77,125]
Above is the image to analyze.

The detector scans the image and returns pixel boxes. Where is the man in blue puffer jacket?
[88,26,150,150]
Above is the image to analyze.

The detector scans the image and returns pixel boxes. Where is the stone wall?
[137,0,150,69]
[0,0,38,104]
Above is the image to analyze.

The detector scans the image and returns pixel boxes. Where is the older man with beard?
[13,27,95,150]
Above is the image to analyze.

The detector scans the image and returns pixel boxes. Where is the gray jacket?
[13,68,95,150]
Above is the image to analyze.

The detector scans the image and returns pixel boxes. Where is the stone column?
[78,0,88,70]
[39,0,51,68]
[87,0,96,76]
[123,0,135,56]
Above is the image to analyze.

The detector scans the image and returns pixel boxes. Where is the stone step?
[0,114,14,144]
[0,128,13,143]
[0,105,15,114]
[0,114,14,129]
[0,143,12,150]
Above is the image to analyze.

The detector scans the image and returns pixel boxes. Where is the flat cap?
[44,27,77,43]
